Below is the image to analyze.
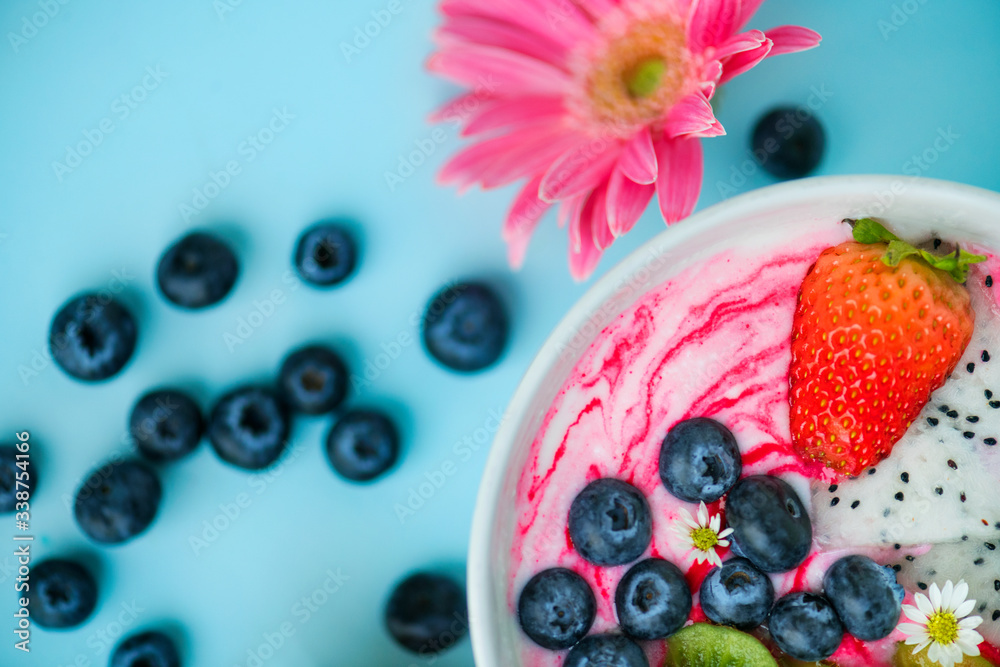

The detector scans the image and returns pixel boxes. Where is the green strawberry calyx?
[847,217,987,283]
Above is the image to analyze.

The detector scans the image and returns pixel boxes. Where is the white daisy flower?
[897,579,984,667]
[672,501,733,568]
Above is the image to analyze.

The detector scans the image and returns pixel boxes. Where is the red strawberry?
[789,219,983,476]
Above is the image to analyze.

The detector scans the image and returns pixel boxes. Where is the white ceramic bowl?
[467,175,1000,666]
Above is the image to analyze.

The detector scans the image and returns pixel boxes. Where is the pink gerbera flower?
[429,0,820,279]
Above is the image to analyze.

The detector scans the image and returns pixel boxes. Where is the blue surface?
[1,0,999,664]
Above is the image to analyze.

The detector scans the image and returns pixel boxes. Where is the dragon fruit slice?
[811,272,1000,548]
[894,540,1000,645]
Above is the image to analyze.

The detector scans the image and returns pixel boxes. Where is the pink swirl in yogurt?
[508,224,921,667]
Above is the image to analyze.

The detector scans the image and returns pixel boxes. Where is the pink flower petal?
[461,95,565,136]
[440,0,594,48]
[568,194,604,280]
[764,25,822,57]
[688,0,741,53]
[607,167,655,237]
[586,181,614,251]
[558,193,584,230]
[712,29,766,59]
[539,141,621,202]
[439,126,580,191]
[655,137,703,223]
[430,92,499,125]
[478,131,580,189]
[503,174,549,268]
[436,15,569,68]
[719,39,772,84]
[699,60,723,99]
[574,0,619,21]
[618,127,658,184]
[663,92,726,139]
[736,0,766,29]
[428,45,571,95]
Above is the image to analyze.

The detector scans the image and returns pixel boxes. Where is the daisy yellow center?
[691,526,719,552]
[587,19,689,131]
[926,611,959,645]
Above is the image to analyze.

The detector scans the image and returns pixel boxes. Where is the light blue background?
[1,0,998,665]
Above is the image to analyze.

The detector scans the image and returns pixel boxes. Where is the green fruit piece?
[666,623,779,667]
[779,657,837,667]
[892,642,994,667]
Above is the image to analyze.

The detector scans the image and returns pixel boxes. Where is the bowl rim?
[466,174,1000,665]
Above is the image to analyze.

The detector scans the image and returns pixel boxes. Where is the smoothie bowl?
[469,176,1000,667]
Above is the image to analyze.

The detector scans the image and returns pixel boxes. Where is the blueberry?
[293,222,357,287]
[208,386,290,470]
[568,479,652,566]
[130,389,203,462]
[30,559,98,629]
[110,630,180,667]
[0,445,35,513]
[157,231,239,309]
[565,633,649,667]
[699,557,774,630]
[385,572,467,654]
[659,418,741,502]
[768,592,844,661]
[725,475,812,573]
[614,558,691,639]
[278,345,349,415]
[74,459,161,544]
[49,292,137,381]
[518,568,596,650]
[822,554,904,641]
[751,108,826,180]
[325,409,399,482]
[422,282,508,372]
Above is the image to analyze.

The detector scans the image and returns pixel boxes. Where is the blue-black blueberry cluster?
[109,630,181,667]
[29,559,98,629]
[751,107,827,180]
[31,220,501,660]
[0,444,35,512]
[384,572,469,655]
[157,231,239,309]
[517,417,907,664]
[422,281,509,372]
[659,420,904,662]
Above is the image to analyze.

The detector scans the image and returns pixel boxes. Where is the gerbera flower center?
[625,57,667,98]
[586,19,689,132]
[925,611,960,645]
[691,526,719,552]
